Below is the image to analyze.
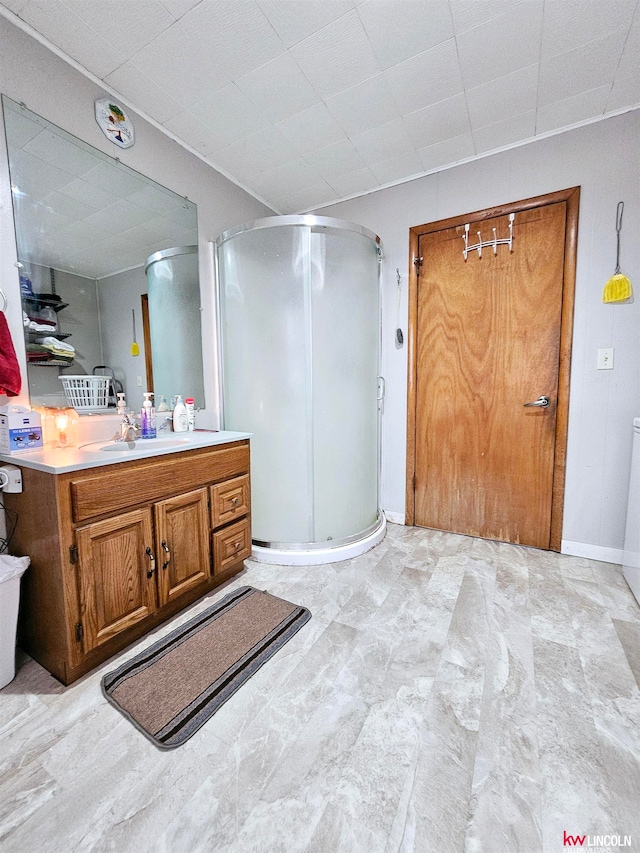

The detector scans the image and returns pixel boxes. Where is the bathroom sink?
[81,438,191,453]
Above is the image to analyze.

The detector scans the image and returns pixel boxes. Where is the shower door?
[217,216,381,551]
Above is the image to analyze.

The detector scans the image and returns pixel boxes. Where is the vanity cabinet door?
[75,508,158,653]
[154,488,211,607]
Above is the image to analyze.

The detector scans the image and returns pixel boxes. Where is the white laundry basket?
[60,375,109,412]
[0,554,30,689]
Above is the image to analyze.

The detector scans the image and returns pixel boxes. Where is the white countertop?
[0,430,251,474]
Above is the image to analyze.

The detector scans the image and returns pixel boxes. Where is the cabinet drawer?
[212,517,251,575]
[210,474,250,528]
[71,442,249,522]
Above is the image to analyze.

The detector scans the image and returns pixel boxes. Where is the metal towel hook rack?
[462,213,514,260]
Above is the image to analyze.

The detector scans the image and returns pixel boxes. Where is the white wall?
[315,111,640,560]
[0,17,272,427]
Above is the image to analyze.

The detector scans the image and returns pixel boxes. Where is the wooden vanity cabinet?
[8,440,251,685]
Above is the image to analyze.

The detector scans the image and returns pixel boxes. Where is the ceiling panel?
[1,0,638,215]
[290,10,381,98]
[357,0,454,70]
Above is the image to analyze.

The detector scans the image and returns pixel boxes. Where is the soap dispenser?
[116,392,127,416]
[172,395,189,433]
[141,392,156,439]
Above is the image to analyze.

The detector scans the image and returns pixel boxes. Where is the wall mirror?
[2,96,205,414]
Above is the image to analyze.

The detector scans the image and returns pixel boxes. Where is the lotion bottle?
[141,392,156,438]
[172,395,189,433]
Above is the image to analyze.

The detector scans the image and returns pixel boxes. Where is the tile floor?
[1,523,639,853]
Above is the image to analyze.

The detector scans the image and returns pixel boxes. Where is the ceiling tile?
[369,151,425,185]
[162,111,228,156]
[418,132,475,172]
[357,0,454,70]
[351,117,415,165]
[104,61,184,124]
[190,85,271,143]
[384,39,464,113]
[40,190,97,221]
[536,86,610,134]
[3,108,50,150]
[128,184,183,215]
[472,110,536,153]
[326,74,401,137]
[83,162,148,198]
[57,177,115,210]
[233,125,300,170]
[18,0,126,78]
[450,0,532,35]
[607,68,640,112]
[179,0,286,78]
[64,0,175,58]
[84,199,156,233]
[258,0,358,47]
[276,103,347,153]
[538,29,628,106]
[1,0,29,12]
[23,128,99,177]
[541,0,637,59]
[467,64,539,130]
[302,140,368,180]
[157,0,201,19]
[456,2,543,88]
[236,53,321,122]
[404,94,471,148]
[128,23,230,108]
[9,149,74,200]
[290,10,381,98]
[278,181,339,213]
[251,159,323,198]
[328,167,379,197]
[209,146,264,184]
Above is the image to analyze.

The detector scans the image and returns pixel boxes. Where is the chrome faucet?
[117,412,140,443]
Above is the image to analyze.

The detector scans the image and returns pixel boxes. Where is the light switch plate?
[597,348,614,370]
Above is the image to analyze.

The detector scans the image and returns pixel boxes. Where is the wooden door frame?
[405,187,580,551]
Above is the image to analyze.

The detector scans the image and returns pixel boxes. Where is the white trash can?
[0,554,30,689]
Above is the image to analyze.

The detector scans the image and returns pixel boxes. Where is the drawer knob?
[234,541,242,551]
[231,496,240,506]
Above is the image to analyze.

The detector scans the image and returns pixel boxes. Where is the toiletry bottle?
[141,392,156,439]
[116,392,127,415]
[157,395,169,412]
[172,395,189,433]
[185,397,195,431]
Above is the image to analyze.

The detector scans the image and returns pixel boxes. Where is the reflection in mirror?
[2,96,205,415]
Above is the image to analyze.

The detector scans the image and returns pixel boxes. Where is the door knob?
[524,395,550,408]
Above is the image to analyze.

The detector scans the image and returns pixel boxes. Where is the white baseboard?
[561,540,624,565]
[383,511,405,525]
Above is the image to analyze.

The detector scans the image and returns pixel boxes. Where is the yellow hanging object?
[603,201,633,303]
[130,308,140,356]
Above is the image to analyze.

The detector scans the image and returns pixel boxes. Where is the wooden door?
[76,507,157,651]
[407,189,579,549]
[155,488,210,606]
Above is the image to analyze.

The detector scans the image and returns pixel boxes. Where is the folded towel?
[36,336,75,353]
[0,312,22,397]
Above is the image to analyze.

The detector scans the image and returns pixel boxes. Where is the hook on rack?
[462,213,514,260]
[0,288,7,313]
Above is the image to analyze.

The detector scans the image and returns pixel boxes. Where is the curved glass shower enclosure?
[145,246,204,407]
[216,215,385,564]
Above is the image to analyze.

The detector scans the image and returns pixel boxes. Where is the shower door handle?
[377,376,386,401]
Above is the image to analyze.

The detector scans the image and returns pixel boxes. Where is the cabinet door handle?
[161,540,171,570]
[231,496,240,506]
[145,547,156,577]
